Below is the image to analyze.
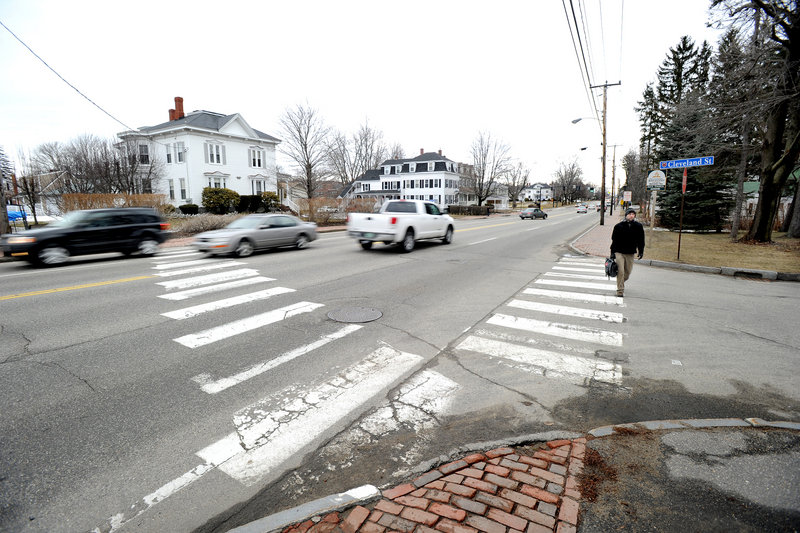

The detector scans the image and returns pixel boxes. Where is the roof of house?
[381,152,455,166]
[135,111,280,142]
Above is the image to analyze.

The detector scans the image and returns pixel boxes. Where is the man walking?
[610,207,645,297]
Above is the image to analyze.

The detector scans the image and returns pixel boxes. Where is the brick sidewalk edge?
[231,418,799,533]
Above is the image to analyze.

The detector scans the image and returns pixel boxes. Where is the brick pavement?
[570,213,622,258]
[281,440,587,533]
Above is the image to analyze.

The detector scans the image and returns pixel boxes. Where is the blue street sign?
[659,156,714,170]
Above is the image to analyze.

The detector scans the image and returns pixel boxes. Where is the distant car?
[576,205,588,213]
[595,203,602,211]
[519,208,547,220]
[0,207,170,266]
[192,214,317,257]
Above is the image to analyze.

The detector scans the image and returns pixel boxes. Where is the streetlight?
[572,115,606,225]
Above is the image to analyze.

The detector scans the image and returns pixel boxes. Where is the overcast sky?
[0,0,724,187]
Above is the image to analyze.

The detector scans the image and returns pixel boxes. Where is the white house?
[340,150,460,206]
[519,183,553,203]
[118,97,281,206]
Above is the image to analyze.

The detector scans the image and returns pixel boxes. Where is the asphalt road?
[1,207,798,533]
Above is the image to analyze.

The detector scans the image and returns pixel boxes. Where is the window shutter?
[221,146,227,165]
[204,144,209,163]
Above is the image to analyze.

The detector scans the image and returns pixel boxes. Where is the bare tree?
[711,0,800,242]
[504,162,530,208]
[279,103,331,199]
[0,145,13,234]
[552,159,584,204]
[388,143,406,160]
[327,121,389,186]
[469,131,512,206]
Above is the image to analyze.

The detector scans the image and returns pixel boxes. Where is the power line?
[0,18,138,133]
[562,0,601,123]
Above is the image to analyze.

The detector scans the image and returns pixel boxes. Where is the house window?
[252,180,264,194]
[168,180,175,200]
[428,162,434,171]
[409,163,416,172]
[179,178,186,200]
[138,144,150,165]
[396,165,402,174]
[166,144,172,164]
[176,142,185,163]
[206,143,225,164]
[208,176,226,188]
[249,148,264,168]
[363,183,370,192]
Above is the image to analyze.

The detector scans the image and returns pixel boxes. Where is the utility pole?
[590,81,621,225]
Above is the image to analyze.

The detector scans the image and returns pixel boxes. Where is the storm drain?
[327,306,383,323]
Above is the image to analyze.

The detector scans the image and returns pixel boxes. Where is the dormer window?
[396,165,402,174]
[384,166,389,175]
[428,162,434,171]
[409,163,416,172]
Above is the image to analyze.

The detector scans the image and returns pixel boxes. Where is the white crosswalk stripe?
[191,324,363,394]
[153,258,221,270]
[552,266,606,273]
[156,268,260,290]
[488,313,624,345]
[157,276,275,300]
[173,301,323,348]
[534,278,617,291]
[544,271,610,281]
[199,344,424,485]
[456,335,622,385]
[154,261,246,277]
[161,287,296,320]
[507,299,624,323]
[522,287,624,306]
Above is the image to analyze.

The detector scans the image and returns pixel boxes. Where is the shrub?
[262,191,280,212]
[179,203,199,215]
[202,187,240,214]
[169,213,241,236]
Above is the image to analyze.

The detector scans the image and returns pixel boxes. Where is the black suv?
[1,208,170,266]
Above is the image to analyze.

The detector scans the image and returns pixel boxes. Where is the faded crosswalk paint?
[456,335,622,385]
[488,313,623,346]
[522,287,624,306]
[162,287,296,320]
[506,299,624,323]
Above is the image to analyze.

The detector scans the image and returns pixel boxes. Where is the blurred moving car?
[192,214,317,257]
[1,207,169,266]
[519,208,548,220]
[576,205,588,213]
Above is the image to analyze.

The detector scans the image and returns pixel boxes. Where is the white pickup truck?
[346,199,455,252]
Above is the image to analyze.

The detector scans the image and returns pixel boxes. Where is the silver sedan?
[192,214,317,257]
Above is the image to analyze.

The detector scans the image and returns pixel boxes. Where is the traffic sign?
[646,170,667,191]
[659,156,714,170]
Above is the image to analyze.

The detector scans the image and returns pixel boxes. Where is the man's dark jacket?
[610,219,645,255]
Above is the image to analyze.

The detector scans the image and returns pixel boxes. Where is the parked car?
[576,205,588,213]
[519,208,548,220]
[0,207,170,266]
[192,214,317,257]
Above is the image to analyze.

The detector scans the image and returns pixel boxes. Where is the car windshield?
[47,211,90,228]
[226,216,270,229]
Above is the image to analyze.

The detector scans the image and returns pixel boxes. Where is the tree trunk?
[786,183,800,237]
[731,122,750,241]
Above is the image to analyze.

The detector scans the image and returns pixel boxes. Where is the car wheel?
[442,226,453,244]
[234,239,254,257]
[360,241,373,250]
[543,214,548,219]
[399,230,415,253]
[37,244,70,266]
[137,237,160,256]
[295,234,309,249]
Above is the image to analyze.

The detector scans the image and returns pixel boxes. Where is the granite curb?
[569,221,800,282]
[229,418,799,533]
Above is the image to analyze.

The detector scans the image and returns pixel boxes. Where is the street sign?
[659,156,714,170]
[623,191,632,202]
[646,170,667,191]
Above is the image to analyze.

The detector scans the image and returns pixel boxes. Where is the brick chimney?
[420,148,424,155]
[175,97,185,119]
[169,109,176,121]
[438,149,442,156]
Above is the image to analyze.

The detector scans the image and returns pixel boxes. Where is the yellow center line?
[0,275,157,301]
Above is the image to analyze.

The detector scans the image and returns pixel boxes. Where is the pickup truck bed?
[346,200,454,252]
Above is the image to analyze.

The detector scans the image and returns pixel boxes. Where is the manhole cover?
[327,306,383,323]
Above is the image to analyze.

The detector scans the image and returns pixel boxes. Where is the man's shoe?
[616,291,624,297]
